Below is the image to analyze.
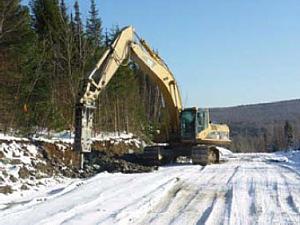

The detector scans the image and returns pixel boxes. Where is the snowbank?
[217,147,233,158]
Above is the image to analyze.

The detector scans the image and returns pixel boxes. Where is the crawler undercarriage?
[139,144,220,166]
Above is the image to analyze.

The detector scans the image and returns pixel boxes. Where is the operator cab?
[180,108,209,142]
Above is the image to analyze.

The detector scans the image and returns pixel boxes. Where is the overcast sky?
[23,0,300,108]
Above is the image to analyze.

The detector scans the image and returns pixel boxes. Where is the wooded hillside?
[211,99,300,152]
[0,0,167,140]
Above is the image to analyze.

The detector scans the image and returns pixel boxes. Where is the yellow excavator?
[74,26,230,167]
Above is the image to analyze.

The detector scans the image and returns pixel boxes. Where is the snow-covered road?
[1,151,300,225]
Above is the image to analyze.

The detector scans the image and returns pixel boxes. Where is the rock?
[29,170,36,176]
[31,161,36,167]
[10,159,22,165]
[35,173,47,179]
[9,175,17,183]
[80,152,154,178]
[36,162,53,176]
[0,150,4,159]
[93,164,100,170]
[2,170,8,177]
[19,166,30,179]
[20,184,29,190]
[0,185,13,194]
[36,181,44,186]
[12,151,20,157]
[0,176,5,182]
[61,168,76,177]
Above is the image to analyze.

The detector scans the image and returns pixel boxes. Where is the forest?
[211,100,300,152]
[0,0,166,141]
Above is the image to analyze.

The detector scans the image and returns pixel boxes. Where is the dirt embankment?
[0,137,154,194]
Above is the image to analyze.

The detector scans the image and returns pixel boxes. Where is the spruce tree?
[73,0,83,67]
[86,0,103,47]
[74,0,82,42]
[0,0,34,131]
[31,0,62,42]
[30,0,67,130]
[0,0,33,49]
[60,0,68,23]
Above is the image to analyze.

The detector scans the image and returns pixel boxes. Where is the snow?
[0,139,71,198]
[0,133,29,142]
[1,131,300,224]
[217,146,233,160]
[1,150,300,224]
[94,131,134,141]
[22,130,146,152]
[93,131,145,149]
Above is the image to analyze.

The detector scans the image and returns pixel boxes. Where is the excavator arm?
[74,26,182,154]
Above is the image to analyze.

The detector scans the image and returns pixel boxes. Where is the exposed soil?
[0,138,155,194]
[81,152,155,177]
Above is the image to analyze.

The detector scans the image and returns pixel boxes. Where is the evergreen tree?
[0,0,34,131]
[30,0,68,130]
[86,0,103,47]
[74,1,82,32]
[31,0,62,41]
[60,0,68,23]
[284,121,294,150]
[0,0,33,49]
[85,0,104,71]
[70,13,75,33]
[73,0,84,71]
[74,0,82,50]
[109,25,120,41]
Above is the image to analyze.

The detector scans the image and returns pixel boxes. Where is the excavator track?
[138,146,174,166]
[138,145,220,166]
[191,145,220,166]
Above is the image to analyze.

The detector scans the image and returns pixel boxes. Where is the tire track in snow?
[168,164,240,225]
[272,165,299,225]
[196,193,218,225]
[226,165,240,185]
[222,163,258,225]
[44,166,196,225]
[275,164,300,215]
[248,164,271,225]
[250,162,300,225]
[2,152,300,225]
[111,166,209,225]
[0,176,137,220]
[277,164,300,179]
[99,177,182,224]
[140,167,208,224]
[130,166,220,225]
[2,167,188,225]
[253,163,290,225]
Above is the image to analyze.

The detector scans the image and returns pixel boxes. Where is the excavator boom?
[74,26,182,155]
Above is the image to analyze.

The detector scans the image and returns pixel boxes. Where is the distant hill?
[210,99,300,152]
